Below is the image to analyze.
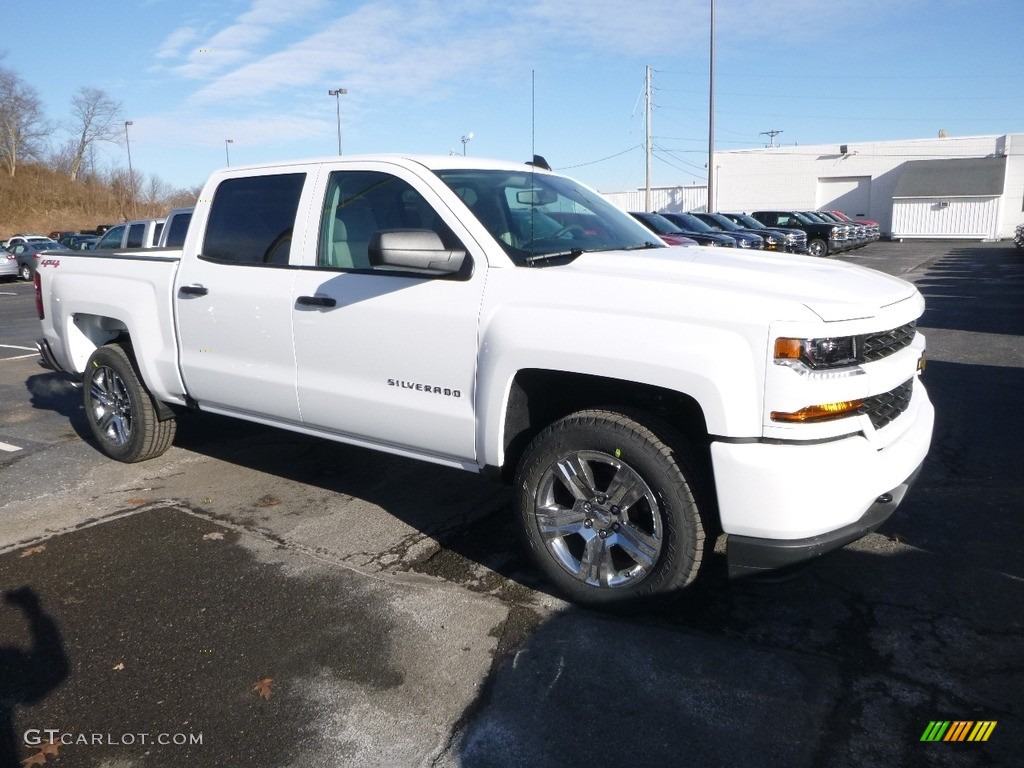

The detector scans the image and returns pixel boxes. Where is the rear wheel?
[807,238,828,257]
[18,264,31,281]
[515,409,706,608]
[83,343,176,463]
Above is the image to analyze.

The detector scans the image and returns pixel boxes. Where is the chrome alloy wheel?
[89,365,134,446]
[533,450,662,589]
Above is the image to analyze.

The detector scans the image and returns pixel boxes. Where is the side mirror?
[368,230,466,275]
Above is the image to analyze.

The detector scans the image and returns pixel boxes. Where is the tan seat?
[330,204,377,269]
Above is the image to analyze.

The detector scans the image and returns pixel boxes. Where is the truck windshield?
[434,169,661,265]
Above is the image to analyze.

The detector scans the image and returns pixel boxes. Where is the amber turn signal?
[771,399,863,423]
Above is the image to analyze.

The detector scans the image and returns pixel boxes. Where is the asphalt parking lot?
[1,241,1022,767]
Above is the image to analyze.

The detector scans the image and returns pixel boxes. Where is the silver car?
[1,247,18,281]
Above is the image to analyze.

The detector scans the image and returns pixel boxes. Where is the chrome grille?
[859,322,917,363]
[861,379,914,430]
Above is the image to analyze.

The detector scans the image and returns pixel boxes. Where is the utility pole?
[760,129,783,148]
[328,88,347,154]
[124,120,137,219]
[707,0,715,213]
[645,65,652,211]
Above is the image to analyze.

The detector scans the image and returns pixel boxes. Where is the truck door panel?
[174,172,308,422]
[291,167,483,461]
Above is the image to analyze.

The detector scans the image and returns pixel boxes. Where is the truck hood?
[566,246,917,322]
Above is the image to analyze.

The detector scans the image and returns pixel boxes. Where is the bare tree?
[144,172,172,207]
[0,66,50,177]
[48,138,78,175]
[108,167,144,220]
[67,87,122,181]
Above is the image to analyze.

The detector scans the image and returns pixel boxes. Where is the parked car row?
[628,207,879,257]
[751,211,878,257]
[628,210,807,254]
[1,214,179,280]
[1,236,63,281]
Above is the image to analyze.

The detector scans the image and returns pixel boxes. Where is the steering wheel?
[551,224,585,239]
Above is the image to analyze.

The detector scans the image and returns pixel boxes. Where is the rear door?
[174,169,314,423]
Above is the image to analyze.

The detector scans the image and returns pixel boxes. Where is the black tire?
[83,342,176,463]
[515,409,706,608]
[18,264,31,281]
[807,238,828,258]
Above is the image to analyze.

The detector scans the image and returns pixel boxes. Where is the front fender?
[475,304,764,468]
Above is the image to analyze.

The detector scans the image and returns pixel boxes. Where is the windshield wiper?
[524,248,584,266]
[621,241,661,250]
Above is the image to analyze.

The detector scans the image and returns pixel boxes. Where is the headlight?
[775,336,858,370]
[738,239,752,248]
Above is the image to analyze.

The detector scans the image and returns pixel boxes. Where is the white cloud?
[171,0,328,79]
[155,25,200,60]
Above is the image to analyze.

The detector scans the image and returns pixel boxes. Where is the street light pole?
[328,88,348,154]
[124,120,137,218]
[461,132,474,155]
[225,139,234,166]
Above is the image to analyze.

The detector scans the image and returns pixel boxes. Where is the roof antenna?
[524,70,551,171]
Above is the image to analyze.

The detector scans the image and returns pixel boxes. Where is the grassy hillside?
[0,164,196,239]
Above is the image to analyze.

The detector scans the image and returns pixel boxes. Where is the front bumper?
[711,385,934,577]
[726,462,922,577]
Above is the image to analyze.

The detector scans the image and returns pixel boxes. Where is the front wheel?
[515,409,706,608]
[807,238,829,258]
[83,343,176,462]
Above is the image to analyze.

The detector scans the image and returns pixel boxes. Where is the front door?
[289,164,485,465]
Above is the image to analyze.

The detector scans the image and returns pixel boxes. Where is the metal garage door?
[816,176,871,217]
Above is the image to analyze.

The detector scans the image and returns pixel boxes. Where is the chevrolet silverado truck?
[752,210,847,257]
[34,154,933,607]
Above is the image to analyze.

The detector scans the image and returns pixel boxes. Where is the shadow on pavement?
[0,587,69,767]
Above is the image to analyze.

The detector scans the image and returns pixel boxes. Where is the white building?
[604,133,1024,240]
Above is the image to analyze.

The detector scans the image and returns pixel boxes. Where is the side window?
[202,173,305,264]
[126,223,144,248]
[153,222,164,245]
[165,213,192,248]
[96,226,125,249]
[317,170,461,271]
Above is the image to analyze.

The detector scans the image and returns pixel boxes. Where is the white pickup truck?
[34,154,933,607]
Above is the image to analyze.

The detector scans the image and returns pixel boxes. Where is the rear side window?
[96,226,125,249]
[164,213,192,248]
[126,223,145,248]
[202,173,305,264]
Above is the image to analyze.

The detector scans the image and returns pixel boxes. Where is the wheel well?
[67,313,129,370]
[501,369,711,481]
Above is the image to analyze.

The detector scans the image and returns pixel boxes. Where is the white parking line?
[0,344,37,361]
[0,441,22,452]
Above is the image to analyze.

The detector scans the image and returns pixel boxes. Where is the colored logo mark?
[920,721,996,742]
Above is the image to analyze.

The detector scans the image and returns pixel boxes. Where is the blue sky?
[5,0,1024,194]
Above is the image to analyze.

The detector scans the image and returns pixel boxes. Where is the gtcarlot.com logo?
[920,721,997,742]
[24,729,204,747]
